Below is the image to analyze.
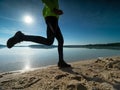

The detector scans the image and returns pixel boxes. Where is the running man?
[7,0,71,68]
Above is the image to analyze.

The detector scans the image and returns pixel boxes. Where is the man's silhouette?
[7,0,71,68]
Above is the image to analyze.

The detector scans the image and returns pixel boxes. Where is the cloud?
[0,27,21,35]
[0,27,21,44]
[0,37,8,45]
[0,15,21,22]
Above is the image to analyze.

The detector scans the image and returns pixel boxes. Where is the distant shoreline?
[0,42,120,50]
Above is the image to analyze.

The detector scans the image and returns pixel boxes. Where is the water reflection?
[0,47,120,72]
[23,64,31,72]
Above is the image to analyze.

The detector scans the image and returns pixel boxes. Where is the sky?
[0,0,120,45]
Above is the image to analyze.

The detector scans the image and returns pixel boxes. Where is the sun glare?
[23,64,31,72]
[25,65,30,70]
[24,15,33,24]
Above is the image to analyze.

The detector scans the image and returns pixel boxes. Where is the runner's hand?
[53,8,63,15]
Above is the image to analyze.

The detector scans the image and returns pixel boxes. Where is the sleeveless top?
[42,0,59,18]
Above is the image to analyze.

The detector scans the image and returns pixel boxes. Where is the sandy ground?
[0,56,120,90]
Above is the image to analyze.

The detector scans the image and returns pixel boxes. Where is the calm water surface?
[0,47,120,72]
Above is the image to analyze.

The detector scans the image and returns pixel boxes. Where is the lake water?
[0,47,120,72]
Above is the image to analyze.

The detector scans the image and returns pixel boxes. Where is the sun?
[23,15,33,24]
